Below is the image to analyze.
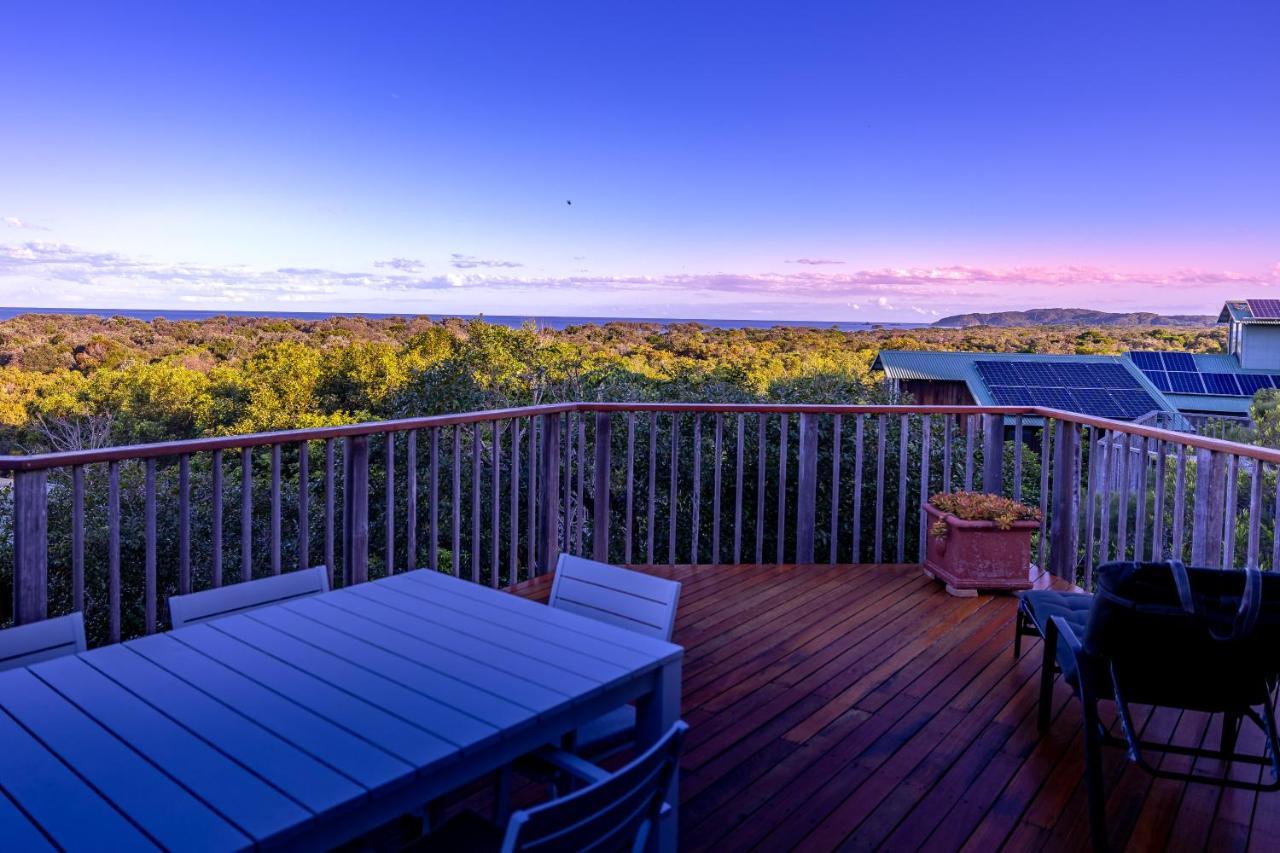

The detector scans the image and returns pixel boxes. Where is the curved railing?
[3,402,1279,646]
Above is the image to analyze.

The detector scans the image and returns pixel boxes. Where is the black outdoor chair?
[1026,560,1280,851]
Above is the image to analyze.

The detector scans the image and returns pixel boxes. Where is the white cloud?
[3,217,49,231]
[373,257,424,272]
[450,253,523,269]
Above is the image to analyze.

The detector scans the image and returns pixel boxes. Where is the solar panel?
[1167,371,1205,394]
[1247,299,1280,319]
[1142,369,1172,393]
[974,360,1161,421]
[1201,372,1243,396]
[1129,351,1164,371]
[1236,375,1273,395]
[1159,352,1197,372]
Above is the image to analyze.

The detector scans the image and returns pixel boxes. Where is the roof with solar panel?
[874,300,1280,422]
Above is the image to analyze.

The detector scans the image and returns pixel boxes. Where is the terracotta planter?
[922,502,1039,596]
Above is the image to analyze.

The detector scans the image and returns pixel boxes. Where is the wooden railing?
[5,402,1280,646]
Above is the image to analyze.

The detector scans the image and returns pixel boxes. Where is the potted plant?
[923,491,1041,596]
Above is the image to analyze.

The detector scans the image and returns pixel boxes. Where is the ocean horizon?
[0,306,929,332]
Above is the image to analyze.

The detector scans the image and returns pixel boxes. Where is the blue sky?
[2,1,1278,320]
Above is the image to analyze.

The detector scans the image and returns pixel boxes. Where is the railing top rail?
[1,400,1278,472]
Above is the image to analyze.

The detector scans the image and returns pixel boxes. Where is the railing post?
[12,470,48,625]
[981,413,1004,495]
[1191,448,1226,567]
[795,413,818,564]
[538,413,561,575]
[343,435,369,585]
[1049,420,1080,580]
[592,412,612,562]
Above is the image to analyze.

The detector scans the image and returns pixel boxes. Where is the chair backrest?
[169,566,330,630]
[0,612,87,672]
[1087,560,1280,710]
[502,720,687,852]
[549,555,681,641]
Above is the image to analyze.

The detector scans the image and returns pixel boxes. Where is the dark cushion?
[1019,589,1094,685]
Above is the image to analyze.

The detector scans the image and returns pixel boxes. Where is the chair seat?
[576,705,637,753]
[1020,589,1093,684]
[408,810,503,852]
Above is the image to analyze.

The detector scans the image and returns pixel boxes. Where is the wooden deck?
[508,562,1280,852]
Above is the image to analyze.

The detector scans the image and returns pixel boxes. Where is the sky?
[2,1,1278,322]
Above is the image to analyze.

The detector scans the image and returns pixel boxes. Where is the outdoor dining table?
[0,569,684,851]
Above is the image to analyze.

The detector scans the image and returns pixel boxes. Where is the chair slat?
[168,566,329,629]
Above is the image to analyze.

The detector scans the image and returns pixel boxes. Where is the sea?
[0,307,930,332]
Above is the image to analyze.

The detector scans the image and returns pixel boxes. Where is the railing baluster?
[452,426,462,576]
[963,414,975,492]
[647,412,657,564]
[981,413,1003,495]
[624,413,635,564]
[1272,463,1280,570]
[563,413,573,554]
[510,420,520,579]
[756,413,766,564]
[526,417,537,577]
[1223,454,1239,570]
[471,423,481,582]
[795,412,818,565]
[575,417,586,557]
[1083,427,1099,587]
[492,421,501,586]
[343,435,370,585]
[241,447,253,582]
[1171,444,1186,563]
[385,433,396,575]
[691,414,701,565]
[429,428,440,573]
[108,461,121,643]
[853,415,864,563]
[830,413,841,565]
[1012,416,1024,503]
[1132,436,1149,561]
[213,449,224,587]
[144,459,157,634]
[1049,420,1080,581]
[669,412,679,566]
[734,413,745,565]
[178,456,190,594]
[712,413,722,566]
[593,413,611,564]
[1114,432,1129,561]
[72,465,85,611]
[406,431,417,571]
[323,440,334,585]
[896,415,909,564]
[918,415,931,563]
[1246,456,1263,568]
[1097,431,1112,565]
[1151,440,1166,562]
[776,413,789,564]
[271,443,282,575]
[1038,421,1053,569]
[537,413,561,574]
[942,415,952,495]
[874,414,886,564]
[1191,448,1214,566]
[297,442,309,571]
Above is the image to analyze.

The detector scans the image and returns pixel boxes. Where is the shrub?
[929,491,1040,530]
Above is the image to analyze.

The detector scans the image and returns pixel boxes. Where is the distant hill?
[933,308,1215,328]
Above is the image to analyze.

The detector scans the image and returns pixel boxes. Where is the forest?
[0,312,1242,644]
[0,312,1227,453]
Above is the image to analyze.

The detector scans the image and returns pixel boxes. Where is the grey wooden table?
[0,569,683,851]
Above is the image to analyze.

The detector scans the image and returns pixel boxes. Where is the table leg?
[637,656,682,852]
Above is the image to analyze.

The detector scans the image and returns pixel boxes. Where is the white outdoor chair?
[168,566,330,630]
[549,554,681,755]
[0,612,87,672]
[419,721,687,852]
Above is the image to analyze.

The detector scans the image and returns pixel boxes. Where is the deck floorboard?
[503,562,1272,852]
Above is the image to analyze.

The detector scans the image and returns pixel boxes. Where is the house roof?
[1218,300,1280,324]
[871,350,1179,419]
